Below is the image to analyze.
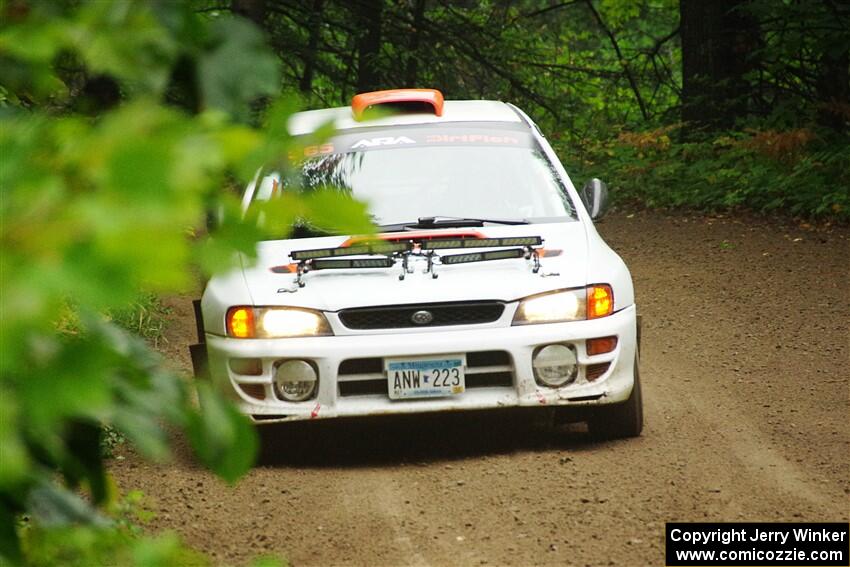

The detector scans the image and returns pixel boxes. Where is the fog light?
[273,360,317,402]
[532,344,578,387]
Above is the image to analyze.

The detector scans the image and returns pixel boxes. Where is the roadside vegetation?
[109,294,172,349]
[569,126,849,217]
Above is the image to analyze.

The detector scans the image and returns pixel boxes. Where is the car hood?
[241,223,588,311]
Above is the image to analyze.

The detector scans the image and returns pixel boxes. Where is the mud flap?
[190,343,209,380]
[636,313,642,354]
[189,299,209,380]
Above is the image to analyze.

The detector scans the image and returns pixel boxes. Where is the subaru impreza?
[190,88,642,439]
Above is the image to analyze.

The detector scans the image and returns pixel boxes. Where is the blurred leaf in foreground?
[0,0,370,563]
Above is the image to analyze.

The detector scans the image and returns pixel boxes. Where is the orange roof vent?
[351,88,444,121]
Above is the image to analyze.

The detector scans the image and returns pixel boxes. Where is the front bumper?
[205,305,637,423]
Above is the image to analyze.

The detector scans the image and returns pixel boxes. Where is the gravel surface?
[111,210,850,567]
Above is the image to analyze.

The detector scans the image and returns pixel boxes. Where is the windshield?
[255,123,577,229]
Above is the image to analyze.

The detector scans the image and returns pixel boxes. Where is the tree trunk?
[355,0,384,93]
[231,0,266,27]
[405,0,427,86]
[816,44,850,133]
[300,0,324,93]
[680,0,759,131]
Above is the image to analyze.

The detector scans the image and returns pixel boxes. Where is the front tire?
[588,356,643,439]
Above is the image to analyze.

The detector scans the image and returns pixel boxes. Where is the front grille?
[338,301,504,330]
[339,379,386,397]
[337,350,514,397]
[338,358,383,375]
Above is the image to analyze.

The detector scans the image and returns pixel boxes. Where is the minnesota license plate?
[386,355,466,400]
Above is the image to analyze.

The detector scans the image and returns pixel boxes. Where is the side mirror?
[580,178,609,220]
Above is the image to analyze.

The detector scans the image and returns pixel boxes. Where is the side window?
[247,173,281,204]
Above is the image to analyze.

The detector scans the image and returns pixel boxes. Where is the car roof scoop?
[351,89,444,121]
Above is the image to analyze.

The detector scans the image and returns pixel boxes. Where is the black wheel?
[588,355,643,439]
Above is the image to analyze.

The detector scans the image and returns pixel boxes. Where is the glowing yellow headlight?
[226,306,332,338]
[260,309,326,337]
[513,289,586,325]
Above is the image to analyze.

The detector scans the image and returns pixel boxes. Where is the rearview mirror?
[580,178,609,220]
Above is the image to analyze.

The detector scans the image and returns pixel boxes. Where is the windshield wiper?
[378,216,530,232]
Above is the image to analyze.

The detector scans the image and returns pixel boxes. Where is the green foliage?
[568,126,850,219]
[109,293,171,346]
[14,492,287,567]
[15,490,205,567]
[187,382,259,484]
[199,18,281,121]
[99,425,127,460]
[0,1,369,564]
[13,489,286,567]
[18,524,210,567]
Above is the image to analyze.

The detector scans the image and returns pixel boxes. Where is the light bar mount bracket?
[289,236,544,288]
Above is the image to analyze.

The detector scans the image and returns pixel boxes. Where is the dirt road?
[111,211,849,566]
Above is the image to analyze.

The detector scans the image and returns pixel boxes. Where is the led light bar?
[369,241,413,255]
[291,241,412,261]
[310,258,395,270]
[421,236,542,250]
[440,248,526,265]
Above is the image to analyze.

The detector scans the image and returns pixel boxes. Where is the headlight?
[512,285,614,325]
[226,306,332,338]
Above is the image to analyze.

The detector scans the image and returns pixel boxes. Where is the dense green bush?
[564,126,849,220]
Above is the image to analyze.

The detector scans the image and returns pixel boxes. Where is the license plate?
[386,355,466,399]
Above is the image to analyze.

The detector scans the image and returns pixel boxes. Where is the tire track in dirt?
[346,471,434,567]
[111,211,849,566]
[654,347,833,510]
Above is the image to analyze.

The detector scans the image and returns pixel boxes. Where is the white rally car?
[190,89,643,439]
